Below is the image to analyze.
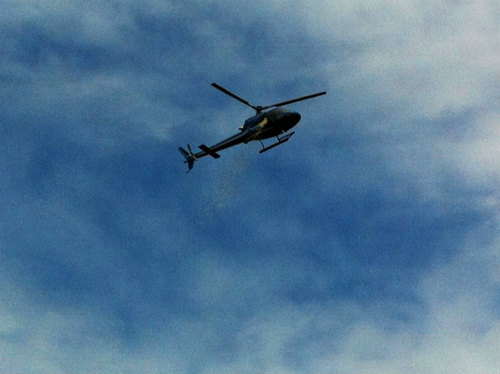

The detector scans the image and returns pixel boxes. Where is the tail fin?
[178,144,196,172]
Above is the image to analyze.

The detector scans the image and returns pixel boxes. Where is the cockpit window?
[243,114,262,129]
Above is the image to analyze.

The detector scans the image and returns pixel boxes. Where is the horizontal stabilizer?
[199,144,221,159]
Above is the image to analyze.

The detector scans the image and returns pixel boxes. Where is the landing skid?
[259,131,295,153]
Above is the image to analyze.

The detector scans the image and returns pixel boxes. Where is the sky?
[1,0,499,373]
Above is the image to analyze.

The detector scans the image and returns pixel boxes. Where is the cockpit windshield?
[243,114,262,130]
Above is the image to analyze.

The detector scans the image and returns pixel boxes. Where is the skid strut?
[259,132,295,153]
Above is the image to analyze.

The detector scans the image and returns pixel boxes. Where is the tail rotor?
[178,144,197,172]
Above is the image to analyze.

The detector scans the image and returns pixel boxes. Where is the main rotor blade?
[211,83,257,110]
[261,91,327,110]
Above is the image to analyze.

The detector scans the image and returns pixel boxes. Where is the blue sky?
[1,1,499,373]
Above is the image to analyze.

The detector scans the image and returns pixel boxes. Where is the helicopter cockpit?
[240,108,290,131]
[240,113,262,131]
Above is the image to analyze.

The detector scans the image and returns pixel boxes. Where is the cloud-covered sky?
[1,1,499,372]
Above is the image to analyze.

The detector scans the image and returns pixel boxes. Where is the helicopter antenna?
[211,82,326,114]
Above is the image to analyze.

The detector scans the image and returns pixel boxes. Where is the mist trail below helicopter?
[198,153,251,225]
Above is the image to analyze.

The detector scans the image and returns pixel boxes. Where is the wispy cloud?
[0,0,498,373]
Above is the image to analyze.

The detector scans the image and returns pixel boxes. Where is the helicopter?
[179,82,326,171]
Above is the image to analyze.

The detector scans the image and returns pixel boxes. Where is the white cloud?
[2,224,498,373]
[300,0,499,120]
[1,1,498,373]
[202,221,500,374]
[447,113,500,184]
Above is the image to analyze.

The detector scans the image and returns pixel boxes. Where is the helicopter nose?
[290,112,301,124]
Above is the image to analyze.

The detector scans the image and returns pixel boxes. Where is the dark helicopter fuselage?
[179,82,325,171]
[242,108,301,139]
[187,108,301,162]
